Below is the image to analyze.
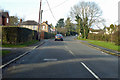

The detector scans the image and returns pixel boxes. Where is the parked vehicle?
[55,34,63,41]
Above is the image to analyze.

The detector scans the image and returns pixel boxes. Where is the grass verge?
[78,38,119,52]
[2,40,39,48]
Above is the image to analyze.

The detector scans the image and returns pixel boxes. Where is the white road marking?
[65,46,75,57]
[69,50,75,57]
[0,51,30,69]
[81,62,101,80]
[0,42,45,69]
[43,59,57,62]
[33,46,37,49]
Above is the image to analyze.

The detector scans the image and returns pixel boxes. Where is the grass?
[2,40,39,48]
[1,50,11,56]
[78,38,119,52]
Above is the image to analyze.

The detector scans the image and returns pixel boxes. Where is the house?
[41,21,51,32]
[50,26,56,33]
[21,20,38,31]
[89,28,103,34]
[0,11,10,26]
[41,21,49,32]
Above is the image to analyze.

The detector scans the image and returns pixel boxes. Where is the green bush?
[112,31,120,45]
[44,32,55,39]
[2,27,38,44]
[88,33,111,42]
[88,32,120,46]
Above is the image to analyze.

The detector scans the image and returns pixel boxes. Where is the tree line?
[55,1,104,38]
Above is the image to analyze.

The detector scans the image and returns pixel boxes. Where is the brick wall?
[40,31,44,39]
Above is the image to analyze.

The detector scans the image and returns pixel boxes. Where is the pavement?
[2,36,119,80]
[2,40,45,65]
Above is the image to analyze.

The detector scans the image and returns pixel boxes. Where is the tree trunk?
[84,28,86,39]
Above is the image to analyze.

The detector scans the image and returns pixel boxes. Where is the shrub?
[88,33,111,42]
[44,32,55,39]
[2,27,38,44]
[112,31,120,45]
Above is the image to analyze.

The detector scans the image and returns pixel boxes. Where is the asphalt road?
[2,36,119,79]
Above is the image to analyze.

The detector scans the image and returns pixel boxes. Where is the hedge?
[88,31,120,45]
[2,27,38,44]
[44,32,55,39]
[112,31,120,45]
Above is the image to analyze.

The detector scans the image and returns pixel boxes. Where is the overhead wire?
[46,0,57,22]
[44,0,69,12]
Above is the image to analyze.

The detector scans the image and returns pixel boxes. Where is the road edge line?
[81,62,101,80]
[0,41,45,69]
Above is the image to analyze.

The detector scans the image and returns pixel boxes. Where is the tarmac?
[1,38,120,65]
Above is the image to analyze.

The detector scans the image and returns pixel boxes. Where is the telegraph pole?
[38,0,42,41]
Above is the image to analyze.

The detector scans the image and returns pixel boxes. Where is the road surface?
[2,36,119,79]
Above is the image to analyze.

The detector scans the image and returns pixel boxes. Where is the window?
[6,18,9,23]
[43,25,45,30]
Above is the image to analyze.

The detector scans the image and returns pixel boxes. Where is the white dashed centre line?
[65,45,100,79]
[69,50,75,57]
[65,46,75,57]
[81,62,101,80]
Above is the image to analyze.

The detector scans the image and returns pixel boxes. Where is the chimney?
[20,19,22,23]
[46,21,48,24]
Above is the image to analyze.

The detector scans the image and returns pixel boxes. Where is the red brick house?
[0,12,10,26]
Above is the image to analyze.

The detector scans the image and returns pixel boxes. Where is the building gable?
[0,12,10,26]
[21,20,38,25]
[21,20,38,31]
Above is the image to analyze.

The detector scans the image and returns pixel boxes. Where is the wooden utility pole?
[38,0,42,41]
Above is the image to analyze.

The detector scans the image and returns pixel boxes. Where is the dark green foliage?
[9,16,19,26]
[55,18,65,28]
[75,15,89,39]
[112,31,120,45]
[88,33,111,42]
[64,17,75,35]
[88,32,120,46]
[44,32,55,39]
[2,27,38,44]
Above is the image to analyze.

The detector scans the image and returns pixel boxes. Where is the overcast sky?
[0,0,119,29]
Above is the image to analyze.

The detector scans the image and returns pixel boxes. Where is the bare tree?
[70,1,105,29]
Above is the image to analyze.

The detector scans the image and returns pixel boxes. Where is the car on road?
[55,34,63,41]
